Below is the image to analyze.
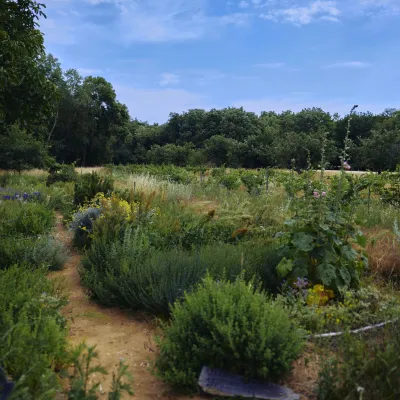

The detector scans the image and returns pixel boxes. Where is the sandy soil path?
[50,217,205,400]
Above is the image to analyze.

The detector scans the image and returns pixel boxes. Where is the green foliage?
[240,171,264,193]
[0,125,53,172]
[0,201,55,237]
[46,163,78,186]
[277,151,368,294]
[1,0,57,128]
[74,172,114,205]
[0,265,68,398]
[317,321,400,400]
[217,173,241,190]
[155,276,305,391]
[380,167,400,209]
[278,285,400,334]
[0,235,68,271]
[81,227,282,314]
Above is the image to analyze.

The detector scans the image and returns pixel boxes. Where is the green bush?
[0,235,68,271]
[74,172,114,205]
[46,163,78,186]
[240,171,264,194]
[155,276,305,391]
[81,227,282,314]
[317,321,400,400]
[218,174,241,190]
[0,201,55,237]
[0,265,68,397]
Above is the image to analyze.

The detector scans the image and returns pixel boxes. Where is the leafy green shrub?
[0,265,68,397]
[317,321,400,400]
[218,174,241,190]
[380,167,400,209]
[0,201,55,237]
[43,182,75,216]
[46,163,78,186]
[278,285,400,334]
[240,171,264,194]
[155,276,305,391]
[276,184,368,294]
[81,227,282,314]
[0,235,68,271]
[74,172,114,205]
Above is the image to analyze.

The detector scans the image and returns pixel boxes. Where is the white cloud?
[116,0,249,43]
[324,61,371,69]
[239,1,249,8]
[254,62,285,68]
[159,73,180,86]
[260,0,340,25]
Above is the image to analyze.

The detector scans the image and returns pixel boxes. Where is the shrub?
[278,285,400,334]
[276,183,368,294]
[46,163,78,186]
[155,276,305,391]
[70,207,101,249]
[0,235,68,271]
[81,227,282,314]
[0,201,55,237]
[218,174,241,190]
[74,172,114,205]
[0,265,68,397]
[240,171,264,194]
[317,321,400,400]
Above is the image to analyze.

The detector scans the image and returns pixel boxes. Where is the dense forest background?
[2,1,400,172]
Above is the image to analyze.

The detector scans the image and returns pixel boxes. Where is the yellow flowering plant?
[306,284,335,307]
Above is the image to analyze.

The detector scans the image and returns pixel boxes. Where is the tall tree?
[0,1,57,132]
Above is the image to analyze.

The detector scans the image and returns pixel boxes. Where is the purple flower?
[294,277,309,290]
[343,161,351,171]
[313,191,320,199]
[321,191,327,197]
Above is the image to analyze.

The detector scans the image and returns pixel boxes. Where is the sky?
[40,0,400,123]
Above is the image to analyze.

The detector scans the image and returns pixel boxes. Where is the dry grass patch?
[365,228,400,282]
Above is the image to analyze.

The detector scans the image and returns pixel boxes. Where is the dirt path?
[50,217,316,400]
[50,217,205,400]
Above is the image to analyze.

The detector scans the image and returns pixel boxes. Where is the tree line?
[1,1,400,172]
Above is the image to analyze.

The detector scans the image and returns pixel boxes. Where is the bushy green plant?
[0,235,68,271]
[380,167,400,209]
[317,321,400,400]
[0,201,55,237]
[81,226,282,314]
[240,171,264,194]
[278,285,400,334]
[155,276,305,391]
[74,172,114,205]
[276,190,368,294]
[0,265,68,397]
[46,163,78,186]
[218,173,241,190]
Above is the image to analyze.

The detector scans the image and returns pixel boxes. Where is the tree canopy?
[1,1,399,172]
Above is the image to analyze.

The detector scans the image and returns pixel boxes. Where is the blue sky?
[40,0,400,123]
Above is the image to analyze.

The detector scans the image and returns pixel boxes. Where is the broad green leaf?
[316,263,336,286]
[276,257,294,277]
[341,245,357,261]
[339,267,351,286]
[292,232,314,252]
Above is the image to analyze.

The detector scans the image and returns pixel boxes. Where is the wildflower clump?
[306,284,334,307]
